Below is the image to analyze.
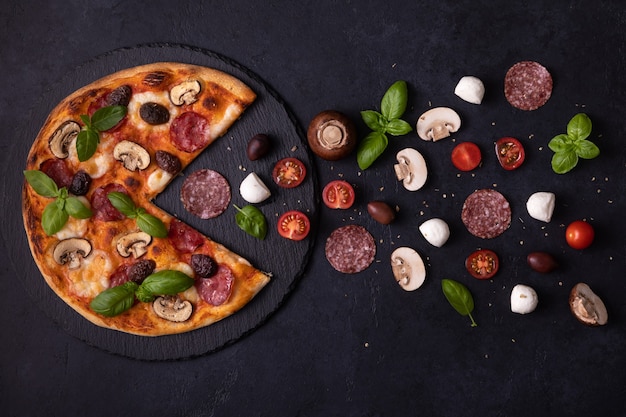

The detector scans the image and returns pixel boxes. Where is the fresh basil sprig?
[357,80,413,170]
[234,205,267,240]
[90,270,194,317]
[107,191,168,238]
[24,170,92,235]
[441,279,477,327]
[76,105,127,162]
[548,113,599,174]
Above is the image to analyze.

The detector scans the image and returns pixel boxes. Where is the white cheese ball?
[418,218,450,247]
[526,192,555,223]
[454,76,485,105]
[239,172,271,204]
[510,284,538,314]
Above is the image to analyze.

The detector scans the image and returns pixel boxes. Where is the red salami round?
[181,169,231,219]
[40,158,73,189]
[91,183,127,221]
[504,61,553,111]
[195,265,234,306]
[170,111,210,153]
[325,225,376,274]
[168,219,205,253]
[461,189,511,239]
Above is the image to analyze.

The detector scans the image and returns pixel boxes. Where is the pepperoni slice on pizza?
[22,62,271,336]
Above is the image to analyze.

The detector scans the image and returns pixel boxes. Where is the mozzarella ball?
[526,192,555,223]
[418,218,450,247]
[454,76,485,105]
[510,284,538,314]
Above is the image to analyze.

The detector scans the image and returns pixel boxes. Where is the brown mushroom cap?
[569,283,608,326]
[307,110,357,160]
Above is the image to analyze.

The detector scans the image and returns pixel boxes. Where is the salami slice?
[461,189,511,239]
[181,169,231,219]
[325,225,376,274]
[195,265,234,306]
[170,111,211,153]
[168,219,205,253]
[504,61,553,111]
[91,183,128,221]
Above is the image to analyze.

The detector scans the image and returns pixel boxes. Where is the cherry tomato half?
[277,210,310,241]
[273,157,306,188]
[495,137,525,170]
[451,142,482,171]
[322,180,355,209]
[566,220,594,250]
[465,249,499,279]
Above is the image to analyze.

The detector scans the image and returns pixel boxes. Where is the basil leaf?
[23,170,59,198]
[136,213,168,238]
[380,80,408,120]
[64,197,93,219]
[551,150,579,174]
[575,139,600,159]
[567,113,592,141]
[42,202,69,236]
[90,281,138,317]
[76,129,100,162]
[357,131,388,170]
[139,270,194,298]
[107,191,137,217]
[90,105,127,132]
[234,205,267,240]
[385,118,413,136]
[547,134,574,153]
[80,114,92,129]
[441,279,477,327]
[361,110,386,132]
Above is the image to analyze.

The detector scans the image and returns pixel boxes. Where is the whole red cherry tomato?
[451,142,482,171]
[566,220,594,249]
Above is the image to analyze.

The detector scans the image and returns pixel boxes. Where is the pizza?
[22,62,271,336]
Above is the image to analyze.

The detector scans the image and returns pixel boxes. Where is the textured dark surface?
[2,1,626,416]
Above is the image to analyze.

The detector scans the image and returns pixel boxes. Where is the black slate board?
[3,44,319,360]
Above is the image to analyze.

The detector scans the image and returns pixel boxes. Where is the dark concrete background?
[2,1,625,416]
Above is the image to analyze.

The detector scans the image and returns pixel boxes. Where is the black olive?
[128,259,156,284]
[155,150,182,174]
[246,134,271,160]
[191,254,217,278]
[69,170,92,196]
[139,102,170,125]
[106,85,132,107]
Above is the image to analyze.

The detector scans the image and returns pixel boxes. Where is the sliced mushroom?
[48,121,80,159]
[390,247,426,291]
[113,140,151,171]
[569,283,608,326]
[116,231,152,258]
[152,295,193,322]
[53,238,92,269]
[169,80,202,106]
[394,148,427,191]
[416,107,461,141]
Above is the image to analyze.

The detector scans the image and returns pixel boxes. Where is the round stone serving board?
[3,43,319,360]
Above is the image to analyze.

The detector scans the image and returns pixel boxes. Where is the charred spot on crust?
[142,71,169,87]
[124,176,140,189]
[202,97,217,110]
